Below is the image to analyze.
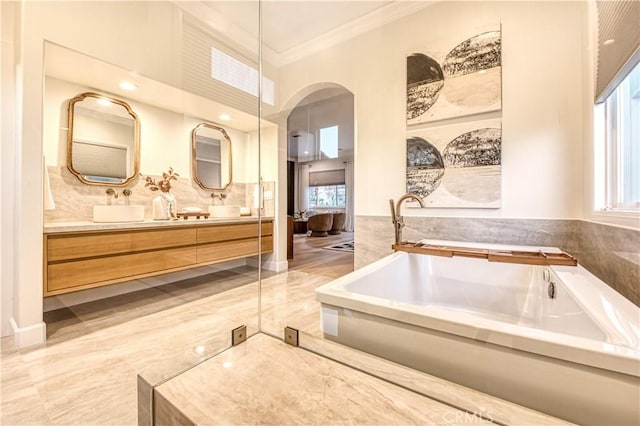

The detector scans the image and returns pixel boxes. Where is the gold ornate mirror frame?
[67,92,140,186]
[191,122,233,191]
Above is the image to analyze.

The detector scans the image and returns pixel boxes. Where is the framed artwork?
[406,118,502,208]
[407,26,501,125]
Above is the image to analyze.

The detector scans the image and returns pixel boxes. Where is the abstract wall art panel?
[406,118,502,208]
[407,26,502,125]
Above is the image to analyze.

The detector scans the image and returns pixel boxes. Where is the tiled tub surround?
[579,220,640,307]
[44,166,275,223]
[355,216,639,307]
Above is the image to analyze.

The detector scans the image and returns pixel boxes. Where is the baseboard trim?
[10,318,46,348]
[247,258,288,272]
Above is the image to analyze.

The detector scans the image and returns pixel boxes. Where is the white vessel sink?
[93,205,145,223]
[208,205,241,218]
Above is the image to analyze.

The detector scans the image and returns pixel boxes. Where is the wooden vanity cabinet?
[44,220,273,296]
[196,222,273,263]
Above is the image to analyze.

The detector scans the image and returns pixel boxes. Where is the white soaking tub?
[315,240,640,426]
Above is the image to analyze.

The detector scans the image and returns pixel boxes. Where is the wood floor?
[287,232,354,278]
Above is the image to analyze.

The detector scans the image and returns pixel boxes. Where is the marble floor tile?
[0,342,52,425]
[66,286,195,331]
[152,266,260,303]
[2,266,263,425]
[43,308,90,342]
[155,334,495,426]
[0,392,52,426]
[34,357,139,426]
[260,270,329,337]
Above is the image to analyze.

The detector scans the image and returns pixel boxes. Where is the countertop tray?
[176,212,210,220]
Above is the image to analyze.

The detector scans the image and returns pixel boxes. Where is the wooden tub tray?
[392,242,577,267]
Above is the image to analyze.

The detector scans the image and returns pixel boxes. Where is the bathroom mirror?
[67,92,140,186]
[192,122,232,190]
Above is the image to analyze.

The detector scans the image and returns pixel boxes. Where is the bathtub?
[315,240,640,426]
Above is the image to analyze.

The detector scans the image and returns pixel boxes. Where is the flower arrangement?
[143,167,179,193]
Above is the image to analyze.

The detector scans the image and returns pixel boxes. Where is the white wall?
[277,1,587,220]
[0,0,17,337]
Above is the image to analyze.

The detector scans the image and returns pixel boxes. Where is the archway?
[284,84,355,274]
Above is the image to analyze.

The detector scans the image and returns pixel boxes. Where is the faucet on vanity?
[105,188,118,205]
[211,192,227,205]
[122,189,132,205]
[389,193,425,245]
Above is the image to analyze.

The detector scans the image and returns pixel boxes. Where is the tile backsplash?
[44,166,273,223]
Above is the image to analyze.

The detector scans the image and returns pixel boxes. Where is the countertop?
[44,216,274,234]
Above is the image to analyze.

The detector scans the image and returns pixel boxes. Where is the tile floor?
[155,334,492,425]
[153,334,570,426]
[1,266,262,425]
[1,252,570,425]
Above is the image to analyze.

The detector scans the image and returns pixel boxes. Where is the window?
[308,169,346,207]
[319,125,339,158]
[309,185,346,208]
[211,48,275,105]
[596,61,640,211]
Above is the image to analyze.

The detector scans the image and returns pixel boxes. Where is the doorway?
[286,86,355,276]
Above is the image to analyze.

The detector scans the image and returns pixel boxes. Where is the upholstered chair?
[329,212,346,235]
[307,213,333,237]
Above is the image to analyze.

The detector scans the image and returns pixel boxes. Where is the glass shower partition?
[31,0,262,423]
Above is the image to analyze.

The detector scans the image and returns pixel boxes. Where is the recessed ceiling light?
[223,361,233,369]
[119,81,137,91]
[603,39,615,46]
[97,99,112,106]
[219,114,231,121]
[303,151,309,155]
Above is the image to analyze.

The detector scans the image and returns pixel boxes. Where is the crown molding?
[273,1,437,67]
[177,1,437,69]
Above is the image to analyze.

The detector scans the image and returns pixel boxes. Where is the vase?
[152,192,176,220]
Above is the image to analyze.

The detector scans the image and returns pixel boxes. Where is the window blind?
[595,0,640,102]
[72,140,127,178]
[309,169,345,186]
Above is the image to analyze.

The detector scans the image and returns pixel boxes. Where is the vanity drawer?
[47,228,197,262]
[47,246,197,293]
[261,235,273,253]
[197,222,273,244]
[197,236,273,263]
